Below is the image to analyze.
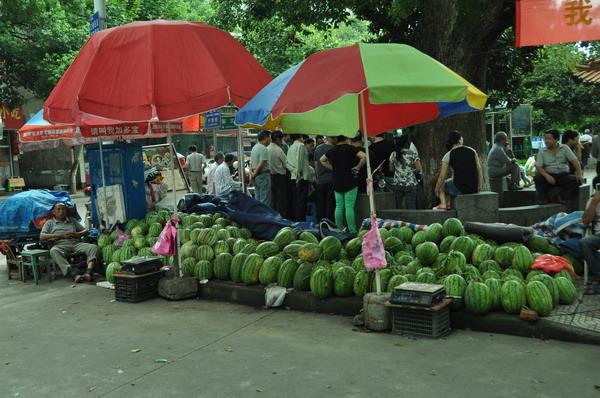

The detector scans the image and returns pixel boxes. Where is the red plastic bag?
[362,221,387,270]
[531,254,575,276]
[152,220,177,256]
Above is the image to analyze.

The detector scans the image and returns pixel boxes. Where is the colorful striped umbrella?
[235,43,487,136]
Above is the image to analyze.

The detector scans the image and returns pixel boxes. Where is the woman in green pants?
[319,135,366,233]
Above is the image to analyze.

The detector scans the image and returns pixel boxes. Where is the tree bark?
[69,145,83,195]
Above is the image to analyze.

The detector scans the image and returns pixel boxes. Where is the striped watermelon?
[379,228,390,240]
[259,256,284,285]
[481,270,501,281]
[214,253,233,280]
[463,265,481,283]
[102,245,117,264]
[395,253,414,266]
[320,236,342,260]
[555,276,577,304]
[530,274,559,306]
[502,268,524,281]
[226,226,242,239]
[471,243,495,266]
[443,274,467,297]
[230,253,248,283]
[554,269,574,281]
[464,282,493,315]
[384,237,404,254]
[369,268,393,292]
[232,238,247,255]
[526,270,545,282]
[511,245,533,274]
[399,226,414,244]
[526,281,554,316]
[443,250,467,274]
[352,255,364,271]
[500,280,527,313]
[274,227,296,249]
[195,245,214,262]
[239,228,252,239]
[213,240,231,255]
[494,246,514,269]
[256,241,280,257]
[277,259,300,288]
[484,278,502,310]
[105,262,122,284]
[119,246,136,262]
[98,234,112,249]
[411,231,427,247]
[345,237,363,258]
[195,260,213,280]
[387,274,409,293]
[415,271,436,284]
[439,236,456,254]
[310,267,333,299]
[450,236,475,259]
[292,262,315,291]
[241,242,258,255]
[478,259,501,274]
[415,242,439,266]
[241,254,264,284]
[353,269,371,297]
[298,243,322,262]
[442,218,464,237]
[216,228,231,241]
[283,243,302,258]
[181,258,196,277]
[148,222,163,238]
[299,231,319,244]
[197,229,218,246]
[424,223,443,244]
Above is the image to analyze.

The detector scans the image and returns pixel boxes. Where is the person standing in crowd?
[320,136,367,233]
[562,130,583,175]
[350,134,367,194]
[286,134,311,221]
[214,154,240,195]
[313,136,337,221]
[304,137,315,156]
[434,131,482,211]
[315,136,324,147]
[580,129,593,168]
[282,133,293,154]
[206,152,224,195]
[185,145,206,193]
[268,131,288,217]
[534,129,582,204]
[369,132,396,189]
[250,130,272,206]
[487,131,522,190]
[389,135,421,209]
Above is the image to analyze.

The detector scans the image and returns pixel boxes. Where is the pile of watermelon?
[97,211,580,318]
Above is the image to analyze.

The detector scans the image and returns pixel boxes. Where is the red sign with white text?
[0,104,25,129]
[516,0,600,46]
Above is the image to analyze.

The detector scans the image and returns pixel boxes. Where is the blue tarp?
[0,190,74,236]
[180,191,353,241]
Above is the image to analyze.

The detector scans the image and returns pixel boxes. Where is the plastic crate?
[114,270,164,303]
[386,299,451,338]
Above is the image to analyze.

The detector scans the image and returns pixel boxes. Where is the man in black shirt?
[369,132,395,189]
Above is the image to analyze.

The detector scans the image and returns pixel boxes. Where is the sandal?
[74,273,93,283]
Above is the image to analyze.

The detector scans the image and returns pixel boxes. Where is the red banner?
[0,104,25,129]
[516,0,600,47]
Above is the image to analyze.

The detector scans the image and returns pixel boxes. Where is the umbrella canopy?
[44,20,272,123]
[236,43,487,136]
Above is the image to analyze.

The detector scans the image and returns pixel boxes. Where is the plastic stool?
[20,249,54,285]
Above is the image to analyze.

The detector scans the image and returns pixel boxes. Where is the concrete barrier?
[454,192,499,223]
[498,204,563,225]
[356,192,396,225]
[378,209,458,225]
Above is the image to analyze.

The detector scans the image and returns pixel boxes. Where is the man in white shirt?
[206,153,224,195]
[250,130,271,206]
[286,134,310,221]
[214,154,240,196]
[185,145,206,194]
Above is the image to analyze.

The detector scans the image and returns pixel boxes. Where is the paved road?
[1,265,599,398]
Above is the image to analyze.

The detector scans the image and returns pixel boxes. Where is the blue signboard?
[204,110,221,129]
[90,12,100,34]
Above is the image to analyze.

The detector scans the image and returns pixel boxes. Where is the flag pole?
[167,123,181,277]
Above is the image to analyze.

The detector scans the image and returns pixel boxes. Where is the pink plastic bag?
[362,221,387,270]
[531,254,575,275]
[114,227,130,247]
[152,220,177,256]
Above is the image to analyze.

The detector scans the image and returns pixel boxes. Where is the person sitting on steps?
[580,189,600,294]
[487,131,522,191]
[534,129,582,205]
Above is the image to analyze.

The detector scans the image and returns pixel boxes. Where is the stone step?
[378,209,458,225]
[498,204,563,226]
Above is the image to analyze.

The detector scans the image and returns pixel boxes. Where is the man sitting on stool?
[534,129,582,204]
[487,131,522,190]
[40,203,99,283]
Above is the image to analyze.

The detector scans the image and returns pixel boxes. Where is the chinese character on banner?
[0,103,24,129]
[517,0,600,46]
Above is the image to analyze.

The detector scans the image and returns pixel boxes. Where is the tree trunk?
[69,145,83,195]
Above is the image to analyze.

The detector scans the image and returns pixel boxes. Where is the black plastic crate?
[386,299,451,338]
[120,256,163,274]
[114,270,164,303]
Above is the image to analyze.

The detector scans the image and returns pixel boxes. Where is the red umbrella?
[44,20,272,123]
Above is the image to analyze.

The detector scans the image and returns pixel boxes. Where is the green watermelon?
[424,223,443,244]
[239,228,252,239]
[471,243,495,266]
[450,236,475,260]
[256,241,279,257]
[484,278,502,310]
[415,271,436,284]
[241,242,258,255]
[277,259,300,288]
[98,234,112,249]
[241,254,264,284]
[439,236,456,254]
[502,268,524,281]
[146,236,158,248]
[481,270,501,281]
[345,237,363,258]
[464,282,493,315]
[102,245,117,264]
[395,253,414,266]
[369,269,393,293]
[530,274,559,306]
[105,262,122,284]
[554,276,577,304]
[298,243,322,262]
[216,229,231,241]
[526,270,545,282]
[121,239,135,249]
[194,245,214,262]
[444,250,467,274]
[283,243,302,258]
[463,265,481,283]
[259,256,283,285]
[512,245,533,274]
[213,240,231,255]
[352,255,364,271]
[384,236,404,254]
[411,231,427,247]
[214,253,233,280]
[554,269,574,282]
[415,242,439,266]
[274,227,296,249]
[442,218,464,237]
[443,274,467,297]
[226,226,242,239]
[232,238,247,255]
[320,236,342,260]
[197,229,218,246]
[310,267,333,299]
[292,262,315,291]
[387,274,409,293]
[526,281,554,316]
[180,243,198,260]
[399,226,414,244]
[478,259,501,274]
[119,246,136,262]
[501,280,527,313]
[148,222,163,238]
[230,253,248,283]
[181,258,196,277]
[353,269,371,297]
[195,260,213,280]
[494,246,514,269]
[378,228,390,240]
[527,235,550,253]
[299,231,319,244]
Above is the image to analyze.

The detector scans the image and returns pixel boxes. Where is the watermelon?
[384,237,404,254]
[554,276,577,304]
[395,253,414,266]
[502,268,524,281]
[181,258,196,277]
[411,231,427,247]
[386,274,408,293]
[530,274,559,306]
[404,259,421,274]
[526,270,545,282]
[511,245,533,274]
[345,237,363,258]
[353,270,371,297]
[450,236,475,260]
[527,235,550,253]
[213,240,231,255]
[194,245,214,262]
[293,262,315,291]
[274,227,296,249]
[494,246,514,269]
[197,229,218,246]
[415,271,436,284]
[443,250,467,274]
[378,228,390,240]
[464,282,493,315]
[241,254,264,284]
[463,265,481,283]
[352,255,364,271]
[277,259,300,288]
[259,256,284,285]
[482,270,501,281]
[241,242,258,255]
[121,239,135,249]
[230,253,248,283]
[283,243,302,258]
[148,223,163,238]
[369,268,393,293]
[442,218,464,237]
[310,267,333,299]
[298,243,322,262]
[239,228,252,239]
[232,238,247,255]
[98,234,112,249]
[299,231,319,244]
[484,278,502,310]
[439,236,456,254]
[195,260,214,280]
[119,246,136,262]
[102,245,117,264]
[215,217,230,227]
[105,262,122,284]
[320,236,342,260]
[554,269,574,282]
[478,259,501,274]
[443,274,467,297]
[424,223,443,244]
[256,241,279,257]
[501,280,527,313]
[415,242,439,266]
[526,281,554,316]
[399,226,414,244]
[471,243,495,266]
[214,253,233,280]
[226,226,242,239]
[216,229,231,241]
[562,253,583,275]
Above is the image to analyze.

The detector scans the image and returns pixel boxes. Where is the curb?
[198,280,600,345]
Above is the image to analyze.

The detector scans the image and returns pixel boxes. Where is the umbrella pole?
[360,91,382,294]
[237,126,246,193]
[167,124,181,278]
[98,140,109,231]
